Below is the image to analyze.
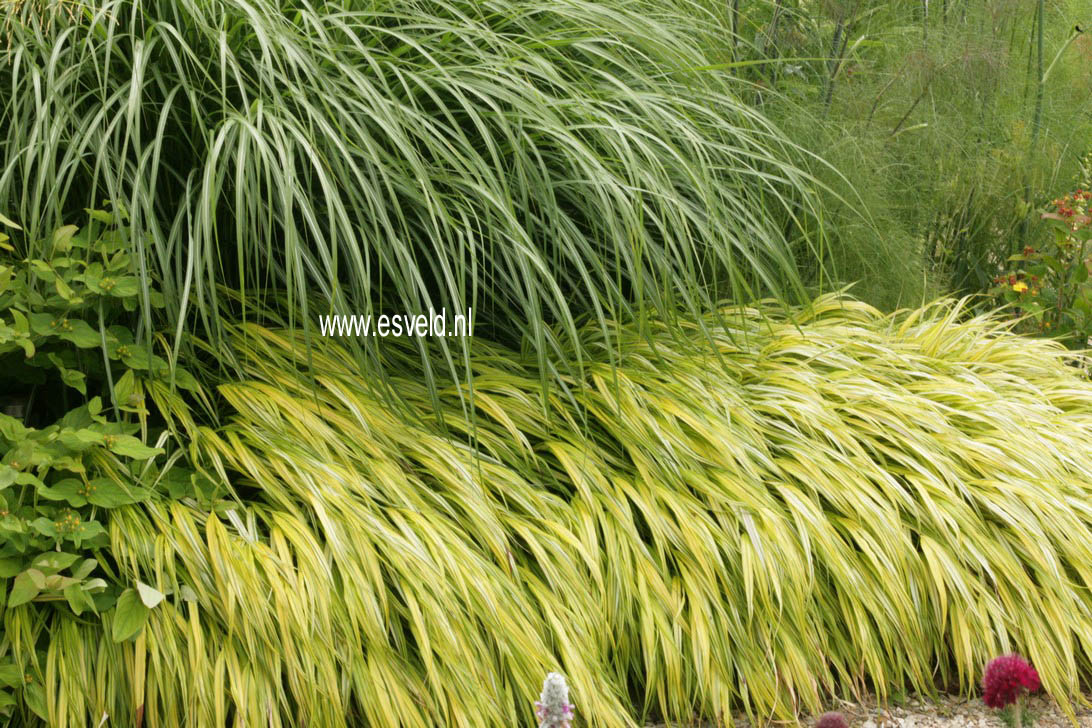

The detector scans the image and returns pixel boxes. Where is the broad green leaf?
[58,319,101,348]
[0,665,21,688]
[82,577,107,592]
[59,368,87,394]
[51,224,78,252]
[47,456,84,475]
[38,479,87,506]
[162,468,193,499]
[108,276,140,297]
[26,313,54,336]
[23,682,45,720]
[0,516,26,535]
[69,519,106,543]
[8,569,45,607]
[121,346,151,370]
[32,552,80,574]
[85,478,150,507]
[54,276,75,301]
[72,558,97,579]
[107,435,162,460]
[114,369,147,410]
[75,428,106,446]
[29,518,58,539]
[57,404,95,430]
[36,480,78,502]
[0,414,28,442]
[111,588,150,641]
[63,582,96,615]
[9,310,28,335]
[41,573,78,591]
[27,260,54,280]
[78,271,102,293]
[136,581,165,608]
[86,209,113,224]
[171,366,200,391]
[105,326,134,346]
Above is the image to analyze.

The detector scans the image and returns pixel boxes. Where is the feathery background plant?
[701,0,1092,309]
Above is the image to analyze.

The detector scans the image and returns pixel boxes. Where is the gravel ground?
[809,694,1092,728]
[647,694,1092,728]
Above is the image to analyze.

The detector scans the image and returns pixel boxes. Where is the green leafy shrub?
[0,209,207,720]
[990,188,1092,349]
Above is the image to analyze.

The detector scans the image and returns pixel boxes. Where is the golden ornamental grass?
[10,295,1092,727]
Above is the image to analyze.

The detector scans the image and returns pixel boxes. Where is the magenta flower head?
[816,711,848,728]
[983,654,1041,709]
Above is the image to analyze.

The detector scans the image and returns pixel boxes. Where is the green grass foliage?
[7,295,1092,727]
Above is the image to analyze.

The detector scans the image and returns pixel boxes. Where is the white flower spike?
[534,672,575,728]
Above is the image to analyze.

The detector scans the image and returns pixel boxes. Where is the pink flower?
[983,654,1041,709]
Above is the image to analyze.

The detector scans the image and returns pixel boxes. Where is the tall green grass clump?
[0,0,832,390]
[13,295,1092,727]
